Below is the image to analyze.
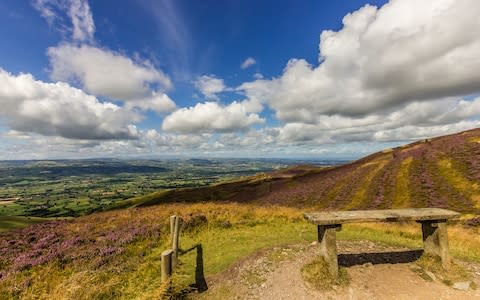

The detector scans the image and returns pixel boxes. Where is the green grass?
[0,216,51,232]
[173,219,315,288]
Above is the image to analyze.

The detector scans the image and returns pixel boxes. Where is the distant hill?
[132,128,480,214]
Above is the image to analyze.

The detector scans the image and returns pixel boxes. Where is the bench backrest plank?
[304,208,460,225]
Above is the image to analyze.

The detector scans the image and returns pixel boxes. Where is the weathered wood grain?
[161,249,173,283]
[304,208,459,225]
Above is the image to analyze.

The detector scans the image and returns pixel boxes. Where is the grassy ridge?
[0,216,56,232]
[131,128,480,215]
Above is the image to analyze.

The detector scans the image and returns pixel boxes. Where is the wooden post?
[172,216,181,269]
[161,249,173,283]
[170,215,176,246]
[318,224,341,277]
[420,220,450,268]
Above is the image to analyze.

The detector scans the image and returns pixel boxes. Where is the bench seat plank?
[304,208,459,225]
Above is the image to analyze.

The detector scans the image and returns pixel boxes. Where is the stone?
[452,281,471,291]
[425,270,436,281]
[318,224,341,277]
[362,262,373,268]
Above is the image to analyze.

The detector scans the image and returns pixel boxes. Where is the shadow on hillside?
[338,249,423,267]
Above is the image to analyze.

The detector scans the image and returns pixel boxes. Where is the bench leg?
[318,224,341,277]
[420,220,450,268]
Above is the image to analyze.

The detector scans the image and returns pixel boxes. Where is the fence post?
[172,216,181,269]
[170,215,176,246]
[161,249,173,283]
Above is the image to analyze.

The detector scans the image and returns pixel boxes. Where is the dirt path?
[195,241,480,299]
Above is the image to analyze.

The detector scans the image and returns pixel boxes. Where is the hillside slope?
[135,128,480,214]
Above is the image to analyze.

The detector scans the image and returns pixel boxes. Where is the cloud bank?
[0,69,139,140]
[3,0,480,159]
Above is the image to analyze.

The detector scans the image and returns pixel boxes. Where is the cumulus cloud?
[33,0,95,42]
[230,0,480,149]
[125,92,176,114]
[239,0,480,122]
[241,57,256,69]
[0,69,139,139]
[47,44,172,100]
[194,75,227,100]
[162,101,264,133]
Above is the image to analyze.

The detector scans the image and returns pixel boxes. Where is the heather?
[0,203,306,299]
[1,202,480,299]
[134,128,480,215]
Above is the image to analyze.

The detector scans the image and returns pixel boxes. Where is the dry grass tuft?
[301,256,350,290]
[415,254,472,287]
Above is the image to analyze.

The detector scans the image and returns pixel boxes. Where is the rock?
[452,281,471,291]
[362,262,373,268]
[425,270,436,281]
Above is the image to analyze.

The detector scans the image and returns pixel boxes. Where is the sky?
[1,0,480,160]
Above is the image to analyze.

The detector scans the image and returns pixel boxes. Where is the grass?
[0,216,52,232]
[172,218,314,288]
[437,158,480,208]
[301,257,350,290]
[1,202,479,299]
[393,157,412,208]
[344,160,388,210]
[339,222,480,262]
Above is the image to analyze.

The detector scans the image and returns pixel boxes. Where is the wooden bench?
[304,208,460,277]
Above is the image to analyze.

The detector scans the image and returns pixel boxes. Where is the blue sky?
[0,0,479,159]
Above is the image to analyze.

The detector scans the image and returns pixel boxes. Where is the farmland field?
[0,158,344,219]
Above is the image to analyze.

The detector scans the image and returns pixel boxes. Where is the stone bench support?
[317,224,342,277]
[419,219,450,268]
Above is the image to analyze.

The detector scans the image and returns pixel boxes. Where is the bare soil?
[195,241,480,299]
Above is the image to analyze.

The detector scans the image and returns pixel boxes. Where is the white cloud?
[241,57,256,69]
[271,97,480,144]
[162,101,264,133]
[125,92,176,114]
[0,69,139,139]
[47,44,172,100]
[239,0,480,122]
[194,75,226,100]
[33,0,95,42]
[69,0,95,42]
[143,129,211,148]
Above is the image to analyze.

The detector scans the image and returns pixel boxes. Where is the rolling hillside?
[134,128,480,214]
[1,128,479,299]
